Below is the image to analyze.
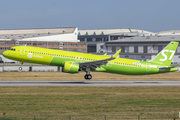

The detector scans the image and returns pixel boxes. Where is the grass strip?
[0,86,180,119]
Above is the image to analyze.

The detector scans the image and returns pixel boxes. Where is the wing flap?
[79,57,115,70]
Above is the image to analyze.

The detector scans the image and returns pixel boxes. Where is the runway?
[0,81,180,87]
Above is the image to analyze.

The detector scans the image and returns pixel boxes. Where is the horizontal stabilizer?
[159,66,178,72]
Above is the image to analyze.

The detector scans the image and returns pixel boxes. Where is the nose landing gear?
[19,67,22,71]
[84,68,92,80]
[19,62,23,72]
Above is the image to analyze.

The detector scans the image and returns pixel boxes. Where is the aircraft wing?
[79,57,115,70]
[79,49,120,70]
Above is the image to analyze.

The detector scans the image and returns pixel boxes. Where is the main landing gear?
[84,68,92,80]
[84,74,92,80]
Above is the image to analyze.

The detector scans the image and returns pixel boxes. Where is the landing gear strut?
[84,68,92,80]
[19,62,23,72]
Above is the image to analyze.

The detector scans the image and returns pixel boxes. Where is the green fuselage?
[2,46,178,75]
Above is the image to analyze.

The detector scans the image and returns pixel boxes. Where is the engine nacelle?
[63,61,79,73]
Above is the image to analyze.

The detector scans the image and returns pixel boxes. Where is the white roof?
[157,30,180,35]
[78,29,154,35]
[0,27,79,42]
[0,27,76,35]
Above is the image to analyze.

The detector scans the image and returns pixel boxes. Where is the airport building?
[78,29,155,53]
[0,27,87,53]
[104,35,180,63]
[78,29,180,63]
[0,27,87,62]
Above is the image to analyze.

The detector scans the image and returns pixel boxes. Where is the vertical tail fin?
[149,41,179,66]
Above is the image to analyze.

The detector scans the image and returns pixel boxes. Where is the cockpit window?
[10,48,16,51]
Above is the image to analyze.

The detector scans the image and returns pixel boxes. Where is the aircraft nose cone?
[2,51,8,58]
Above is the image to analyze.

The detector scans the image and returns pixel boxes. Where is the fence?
[1,115,180,120]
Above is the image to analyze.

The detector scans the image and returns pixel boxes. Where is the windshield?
[10,48,16,51]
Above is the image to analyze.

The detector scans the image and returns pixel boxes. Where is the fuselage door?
[146,63,151,72]
[20,47,25,56]
[107,61,112,67]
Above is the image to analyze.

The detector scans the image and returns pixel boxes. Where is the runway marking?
[0,81,180,87]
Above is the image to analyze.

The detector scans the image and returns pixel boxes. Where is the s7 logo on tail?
[160,50,175,61]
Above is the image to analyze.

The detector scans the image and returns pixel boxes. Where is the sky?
[0,0,180,32]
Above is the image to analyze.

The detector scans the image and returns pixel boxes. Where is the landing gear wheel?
[19,67,22,71]
[84,68,92,80]
[84,74,92,80]
[88,74,92,79]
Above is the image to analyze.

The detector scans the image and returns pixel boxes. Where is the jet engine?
[62,61,79,73]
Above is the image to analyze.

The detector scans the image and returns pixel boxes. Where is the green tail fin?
[149,41,179,66]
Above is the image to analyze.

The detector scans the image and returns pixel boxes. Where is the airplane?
[2,41,179,80]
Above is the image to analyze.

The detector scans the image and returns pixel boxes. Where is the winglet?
[103,53,107,56]
[113,49,121,58]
